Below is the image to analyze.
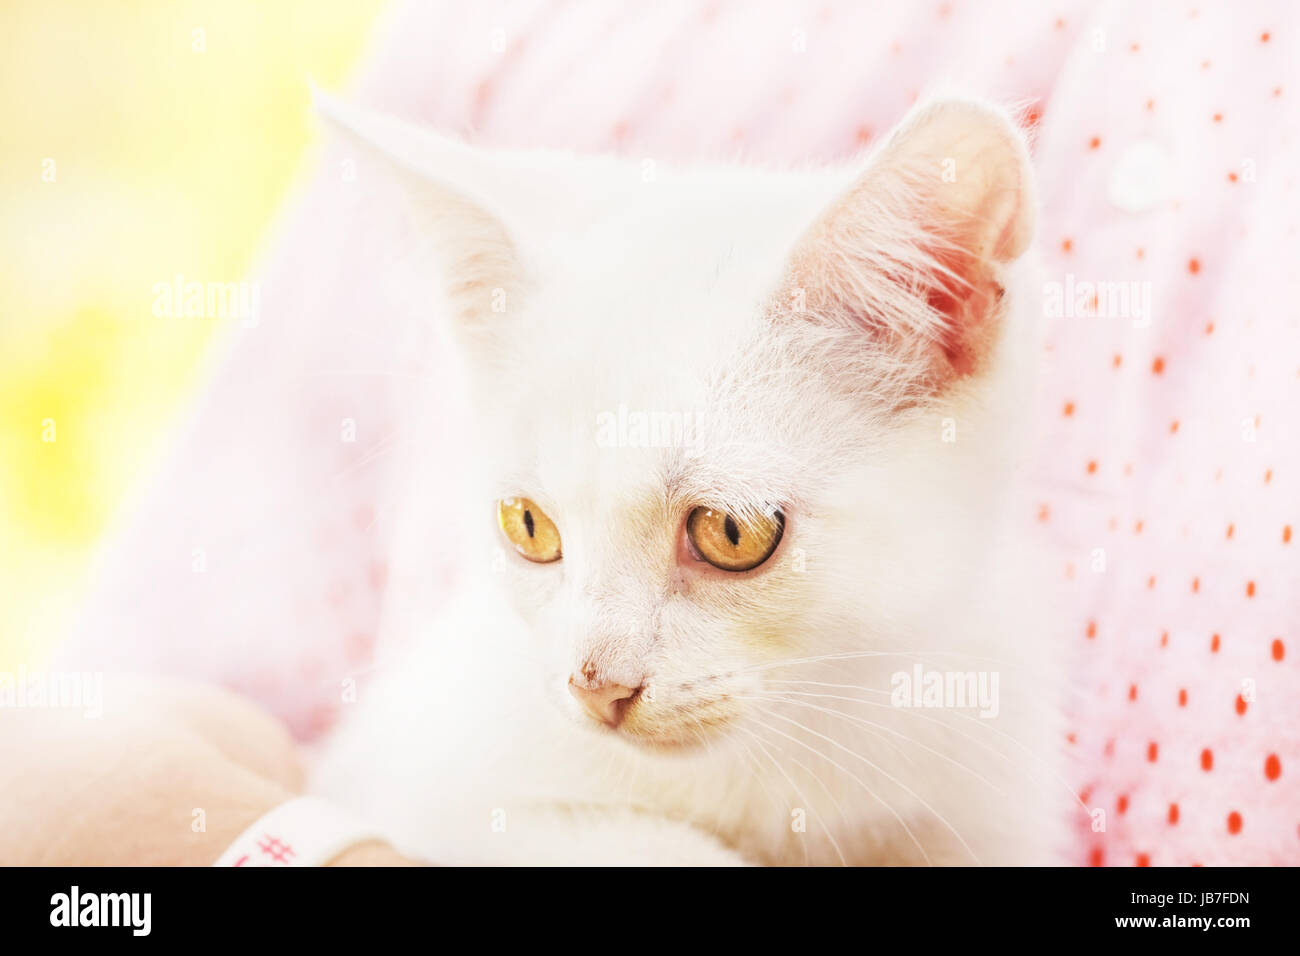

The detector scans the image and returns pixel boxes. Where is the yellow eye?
[686,506,784,572]
[498,497,562,563]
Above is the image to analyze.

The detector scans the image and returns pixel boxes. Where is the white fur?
[309,92,1067,865]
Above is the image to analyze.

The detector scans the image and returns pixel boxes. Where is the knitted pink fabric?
[64,0,1299,865]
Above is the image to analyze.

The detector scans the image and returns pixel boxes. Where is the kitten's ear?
[313,90,522,337]
[785,98,1035,391]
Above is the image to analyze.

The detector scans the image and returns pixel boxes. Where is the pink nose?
[568,677,641,726]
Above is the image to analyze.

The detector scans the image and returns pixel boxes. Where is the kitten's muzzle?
[568,676,642,727]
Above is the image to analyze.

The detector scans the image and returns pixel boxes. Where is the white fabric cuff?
[212,796,383,867]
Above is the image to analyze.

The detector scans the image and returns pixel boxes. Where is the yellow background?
[0,1,387,668]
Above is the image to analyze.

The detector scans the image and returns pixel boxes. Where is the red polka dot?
[1089,136,1101,150]
[1265,754,1282,781]
[1226,523,1235,539]
[1187,258,1200,274]
[1128,683,1138,701]
[1086,619,1097,639]
[1063,400,1075,416]
[1228,171,1239,182]
[1212,112,1223,123]
[1211,632,1220,652]
[1152,356,1166,374]
[1062,238,1073,253]
[1147,741,1158,762]
[1117,794,1129,814]
[1113,353,1123,368]
[1284,524,1292,543]
[1168,803,1179,824]
[1261,31,1271,42]
[1273,638,1285,661]
[1236,694,1248,715]
[1201,748,1214,771]
[1227,811,1242,835]
[326,580,350,609]
[1087,460,1098,475]
[1247,580,1256,597]
[1179,688,1188,706]
[1089,846,1104,866]
[1136,853,1150,867]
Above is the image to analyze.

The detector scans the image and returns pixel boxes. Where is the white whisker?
[752,708,981,865]
[744,714,934,866]
[763,681,1091,816]
[754,692,1006,798]
[735,724,845,866]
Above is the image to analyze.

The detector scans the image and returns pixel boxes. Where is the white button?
[1108,141,1174,212]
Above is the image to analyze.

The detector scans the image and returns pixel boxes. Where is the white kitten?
[309,91,1066,865]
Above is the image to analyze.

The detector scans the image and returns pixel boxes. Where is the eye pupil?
[723,514,740,547]
[498,498,562,563]
[686,506,783,572]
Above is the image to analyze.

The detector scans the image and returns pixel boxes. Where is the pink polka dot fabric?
[1031,4,1300,867]
[62,1,1298,865]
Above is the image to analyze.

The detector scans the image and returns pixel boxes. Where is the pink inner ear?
[923,239,1004,380]
[988,185,1030,263]
[779,223,1008,398]
[778,104,1030,396]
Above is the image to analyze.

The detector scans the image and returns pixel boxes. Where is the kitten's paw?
[398,806,751,866]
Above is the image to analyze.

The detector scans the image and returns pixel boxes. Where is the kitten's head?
[321,93,1036,752]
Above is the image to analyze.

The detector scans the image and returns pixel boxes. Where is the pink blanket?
[64,0,1299,865]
